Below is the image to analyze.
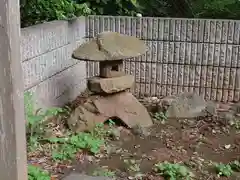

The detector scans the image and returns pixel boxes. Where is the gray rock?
[109,128,121,140]
[63,172,114,180]
[161,95,176,107]
[218,111,236,124]
[204,101,218,116]
[166,92,207,119]
[131,124,151,137]
[88,75,135,94]
[230,102,240,114]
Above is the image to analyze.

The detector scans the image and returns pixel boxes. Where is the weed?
[154,161,193,180]
[91,122,108,138]
[124,159,145,179]
[52,143,78,161]
[28,165,51,180]
[233,120,240,130]
[28,136,43,152]
[51,132,104,161]
[25,92,65,128]
[92,167,116,177]
[229,160,240,172]
[215,163,233,177]
[91,120,116,138]
[50,122,112,161]
[153,112,168,124]
[25,92,115,163]
[124,159,141,173]
[24,92,65,151]
[71,132,104,154]
[229,117,240,130]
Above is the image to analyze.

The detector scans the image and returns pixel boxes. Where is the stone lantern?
[68,32,153,132]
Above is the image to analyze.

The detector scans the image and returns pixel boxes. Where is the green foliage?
[77,0,138,16]
[50,121,116,161]
[51,132,104,161]
[25,92,64,130]
[92,119,115,138]
[229,117,240,130]
[214,160,240,177]
[20,0,91,27]
[28,165,51,180]
[25,92,114,162]
[20,0,240,28]
[191,0,240,19]
[229,160,240,172]
[134,0,172,17]
[24,92,64,151]
[25,92,63,132]
[153,112,168,124]
[154,162,193,180]
[215,163,233,177]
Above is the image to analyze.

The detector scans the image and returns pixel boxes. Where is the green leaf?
[28,165,51,180]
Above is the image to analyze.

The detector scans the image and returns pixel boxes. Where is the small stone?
[86,155,94,162]
[217,103,231,112]
[116,148,123,154]
[230,102,240,114]
[160,96,176,107]
[134,145,141,148]
[224,144,231,149]
[109,128,121,140]
[147,96,160,104]
[131,125,151,137]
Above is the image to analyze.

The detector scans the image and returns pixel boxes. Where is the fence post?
[0,0,28,180]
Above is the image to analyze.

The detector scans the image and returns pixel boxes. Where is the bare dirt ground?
[27,94,240,180]
[67,117,240,180]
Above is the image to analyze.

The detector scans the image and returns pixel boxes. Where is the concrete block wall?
[21,17,87,108]
[86,16,240,102]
